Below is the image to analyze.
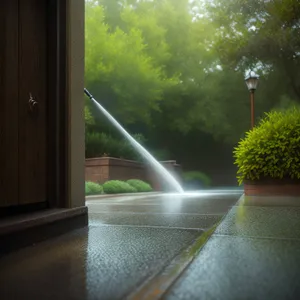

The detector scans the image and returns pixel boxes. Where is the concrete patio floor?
[0,190,240,299]
[1,190,299,300]
[164,195,300,300]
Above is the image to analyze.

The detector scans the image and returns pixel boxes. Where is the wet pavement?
[0,191,241,300]
[164,195,300,300]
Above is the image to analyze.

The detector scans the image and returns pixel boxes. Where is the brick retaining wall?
[85,157,182,191]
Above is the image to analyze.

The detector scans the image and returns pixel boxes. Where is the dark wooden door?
[0,0,19,207]
[0,0,48,208]
[18,0,47,205]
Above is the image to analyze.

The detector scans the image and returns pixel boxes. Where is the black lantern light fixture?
[245,71,259,129]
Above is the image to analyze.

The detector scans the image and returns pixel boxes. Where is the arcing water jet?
[84,88,184,193]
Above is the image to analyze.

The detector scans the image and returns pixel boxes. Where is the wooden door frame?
[47,0,68,208]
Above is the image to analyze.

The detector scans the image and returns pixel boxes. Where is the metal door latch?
[28,93,38,112]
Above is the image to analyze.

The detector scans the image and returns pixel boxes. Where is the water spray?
[84,88,184,193]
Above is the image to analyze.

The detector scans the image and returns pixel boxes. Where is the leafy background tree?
[85,0,299,186]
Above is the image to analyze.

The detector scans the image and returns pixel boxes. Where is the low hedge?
[127,179,153,192]
[85,179,154,195]
[102,179,154,194]
[85,181,103,195]
[103,180,137,194]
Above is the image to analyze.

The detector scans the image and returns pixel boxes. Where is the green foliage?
[206,0,300,100]
[272,96,300,112]
[131,133,147,145]
[85,131,146,160]
[85,0,300,149]
[85,182,91,195]
[85,0,252,144]
[182,171,212,188]
[85,106,95,127]
[103,180,137,194]
[85,181,103,195]
[127,179,153,192]
[150,148,172,161]
[85,132,117,158]
[85,3,177,124]
[234,108,300,185]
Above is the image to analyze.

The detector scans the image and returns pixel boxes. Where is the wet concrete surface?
[0,226,200,300]
[164,235,300,300]
[165,195,300,300]
[89,212,222,229]
[216,206,300,239]
[0,191,241,300]
[88,192,241,215]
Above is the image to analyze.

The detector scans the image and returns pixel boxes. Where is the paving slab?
[87,194,240,215]
[86,192,160,200]
[89,212,222,230]
[0,226,201,300]
[239,195,300,207]
[164,235,300,300]
[165,194,300,300]
[216,206,300,239]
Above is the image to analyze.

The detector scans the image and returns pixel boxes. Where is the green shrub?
[85,182,92,195]
[182,171,211,188]
[85,106,95,128]
[127,179,153,192]
[150,148,172,160]
[85,131,146,161]
[85,181,103,195]
[234,107,300,185]
[103,180,137,194]
[85,132,121,158]
[131,133,147,145]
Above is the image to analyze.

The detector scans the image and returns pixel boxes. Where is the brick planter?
[244,179,300,196]
[85,157,182,192]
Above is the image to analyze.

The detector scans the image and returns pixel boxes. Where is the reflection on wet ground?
[0,191,241,300]
[164,194,300,300]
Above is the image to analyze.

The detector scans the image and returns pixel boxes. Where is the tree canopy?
[206,0,300,100]
[85,0,299,147]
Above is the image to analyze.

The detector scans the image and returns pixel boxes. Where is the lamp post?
[245,71,259,129]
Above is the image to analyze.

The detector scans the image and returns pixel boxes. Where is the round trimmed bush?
[85,182,92,195]
[85,181,103,195]
[103,180,137,194]
[126,179,153,192]
[234,108,300,185]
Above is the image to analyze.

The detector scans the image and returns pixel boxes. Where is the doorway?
[0,0,68,214]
